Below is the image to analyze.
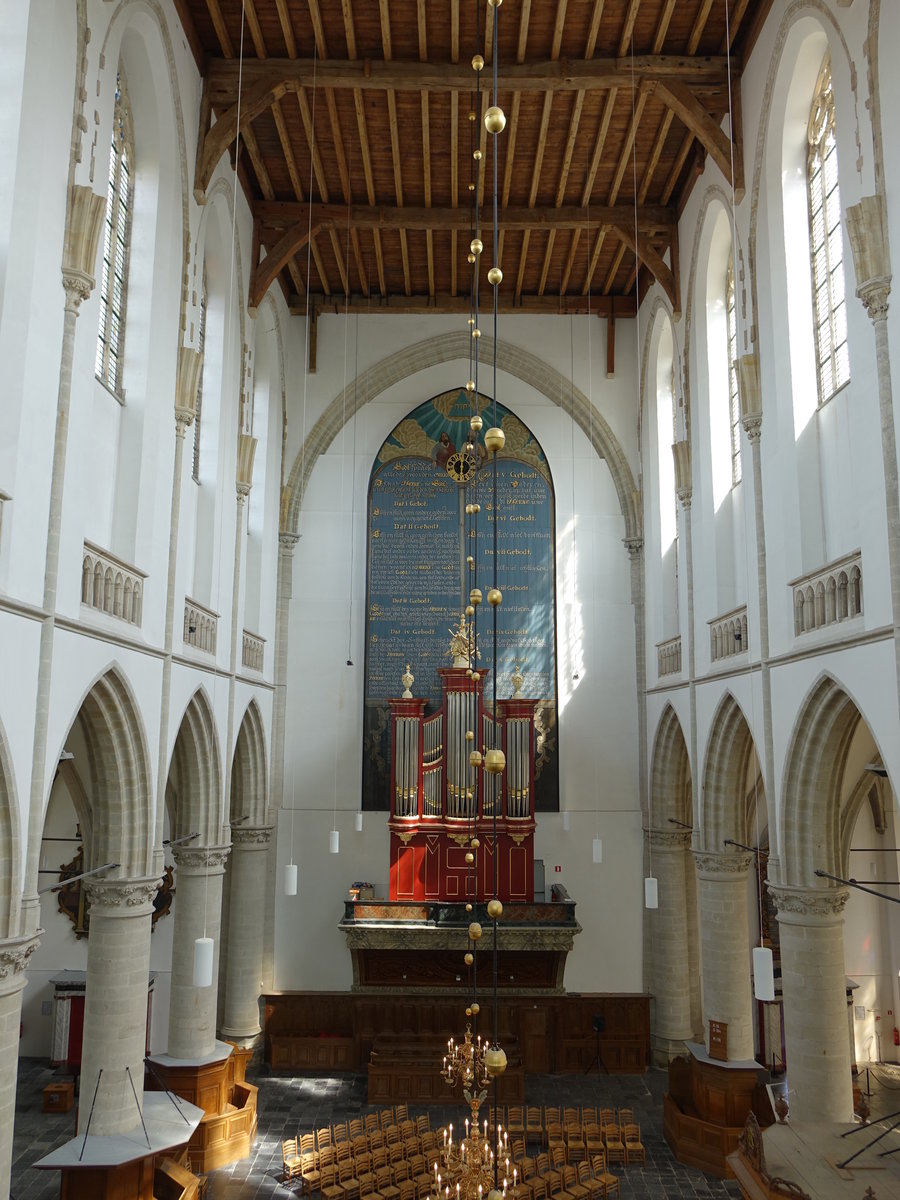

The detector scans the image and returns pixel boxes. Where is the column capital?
[279,530,300,554]
[171,844,231,873]
[768,883,849,924]
[0,933,42,996]
[236,433,257,498]
[738,353,762,442]
[647,828,693,850]
[623,536,643,559]
[62,270,94,312]
[672,440,692,505]
[742,414,762,445]
[693,849,754,878]
[858,278,891,324]
[175,346,201,431]
[61,184,105,312]
[83,875,161,915]
[230,824,273,847]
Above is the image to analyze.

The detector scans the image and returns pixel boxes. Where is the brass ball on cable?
[465,851,474,864]
[484,106,506,134]
[465,604,475,617]
[484,1046,507,1076]
[487,0,502,7]
[466,668,474,679]
[466,730,474,742]
[470,588,482,606]
[472,672,480,683]
[466,554,474,565]
[470,414,483,433]
[468,316,476,326]
[465,503,474,515]
[467,252,476,265]
[466,1007,472,1017]
[466,379,476,393]
[487,587,502,607]
[470,238,484,256]
[468,921,483,941]
[469,110,476,122]
[464,442,475,453]
[471,837,480,848]
[465,902,473,912]
[472,503,481,513]
[484,748,506,775]
[488,266,503,286]
[469,749,482,767]
[472,328,481,339]
[468,182,476,191]
[484,426,506,453]
[487,898,503,919]
[472,54,485,71]
[473,149,482,162]
[464,952,474,965]
[470,1001,480,1015]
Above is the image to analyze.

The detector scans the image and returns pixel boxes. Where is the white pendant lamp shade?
[753,945,775,1001]
[329,829,340,855]
[562,811,570,832]
[644,877,659,909]
[355,812,364,832]
[592,838,603,864]
[284,862,298,896]
[193,936,214,988]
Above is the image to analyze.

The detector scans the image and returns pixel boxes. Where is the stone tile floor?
[13,1058,900,1199]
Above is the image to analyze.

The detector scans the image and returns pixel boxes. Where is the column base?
[651,1033,691,1068]
[145,1040,257,1172]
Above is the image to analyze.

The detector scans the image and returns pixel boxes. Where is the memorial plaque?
[363,390,558,811]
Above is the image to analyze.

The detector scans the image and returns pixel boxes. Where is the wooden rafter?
[611,223,679,310]
[288,291,635,318]
[617,0,642,58]
[274,0,296,57]
[652,78,744,198]
[687,0,715,55]
[249,222,322,312]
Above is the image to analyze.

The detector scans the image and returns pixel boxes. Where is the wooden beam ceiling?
[180,0,770,318]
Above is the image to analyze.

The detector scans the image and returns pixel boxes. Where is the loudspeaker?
[592,1014,605,1034]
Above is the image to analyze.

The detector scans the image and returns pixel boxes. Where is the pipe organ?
[388,667,537,901]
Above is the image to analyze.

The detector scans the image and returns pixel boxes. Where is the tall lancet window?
[95,71,134,397]
[807,56,849,403]
[192,273,207,483]
[726,255,741,485]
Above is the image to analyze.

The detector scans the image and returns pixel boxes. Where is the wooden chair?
[583,1124,604,1159]
[545,1121,565,1158]
[589,1154,619,1200]
[333,1122,350,1146]
[415,1114,430,1137]
[622,1124,644,1165]
[365,1114,381,1139]
[318,1128,334,1156]
[356,1152,376,1195]
[371,1147,389,1173]
[579,1108,597,1136]
[283,1138,304,1185]
[338,1158,361,1200]
[615,1109,633,1128]
[420,1130,438,1157]
[564,1121,585,1163]
[507,1106,525,1140]
[575,1160,602,1200]
[350,1119,366,1142]
[597,1110,614,1130]
[524,1163,547,1200]
[549,1145,567,1183]
[525,1106,544,1145]
[335,1141,354,1166]
[369,1129,386,1154]
[391,1161,410,1186]
[376,1165,400,1200]
[558,1164,588,1200]
[379,1108,395,1130]
[395,1103,409,1123]
[353,1136,370,1162]
[396,1180,416,1200]
[542,1107,561,1146]
[408,1152,433,1198]
[562,1108,580,1133]
[510,1135,534,1175]
[602,1126,625,1169]
[320,1164,344,1200]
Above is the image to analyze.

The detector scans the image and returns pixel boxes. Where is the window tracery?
[95,70,134,397]
[807,56,849,403]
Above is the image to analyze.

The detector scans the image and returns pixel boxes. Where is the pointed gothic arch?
[0,722,21,940]
[167,688,222,846]
[699,692,761,852]
[231,701,268,826]
[649,705,692,829]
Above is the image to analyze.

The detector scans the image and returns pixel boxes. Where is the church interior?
[3,0,900,1197]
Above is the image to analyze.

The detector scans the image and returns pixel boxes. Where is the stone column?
[220,825,272,1042]
[693,851,755,1060]
[167,845,230,1060]
[78,877,159,1135]
[648,830,694,1062]
[769,885,852,1122]
[23,186,106,928]
[0,935,40,1197]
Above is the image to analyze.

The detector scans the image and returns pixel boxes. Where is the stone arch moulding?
[682,184,744,445]
[192,179,248,362]
[699,689,762,853]
[746,1,858,351]
[779,671,885,889]
[648,704,693,828]
[167,686,222,847]
[50,664,155,880]
[231,699,268,827]
[97,0,191,330]
[0,721,22,940]
[284,330,640,541]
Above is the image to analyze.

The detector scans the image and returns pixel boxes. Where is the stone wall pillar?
[220,825,272,1042]
[78,878,158,1135]
[770,884,852,1122]
[693,851,754,1060]
[0,936,40,1198]
[167,846,229,1060]
[648,830,694,1062]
